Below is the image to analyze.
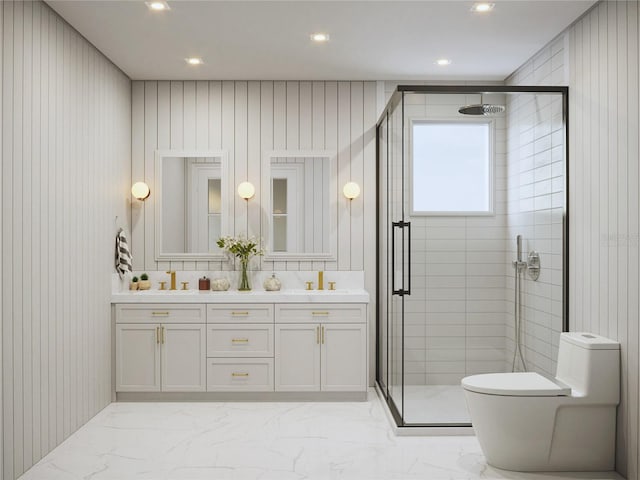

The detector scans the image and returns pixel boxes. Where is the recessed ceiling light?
[185,57,203,66]
[310,33,330,43]
[471,2,495,13]
[146,1,170,11]
[435,58,452,66]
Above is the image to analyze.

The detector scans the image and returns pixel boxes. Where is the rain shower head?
[458,103,506,115]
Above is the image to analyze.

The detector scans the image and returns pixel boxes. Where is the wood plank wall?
[510,1,640,477]
[0,2,132,479]
[130,81,378,381]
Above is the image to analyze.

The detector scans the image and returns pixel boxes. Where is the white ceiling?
[46,0,596,81]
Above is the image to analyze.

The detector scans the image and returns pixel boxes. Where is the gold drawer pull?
[152,311,170,316]
[231,338,249,344]
[321,326,325,344]
[312,311,329,315]
[156,327,160,344]
[231,311,249,316]
[231,372,249,377]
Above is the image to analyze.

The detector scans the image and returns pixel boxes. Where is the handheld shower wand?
[512,235,528,372]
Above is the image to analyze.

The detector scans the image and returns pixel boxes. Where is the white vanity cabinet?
[275,304,367,392]
[113,297,368,398]
[115,305,207,392]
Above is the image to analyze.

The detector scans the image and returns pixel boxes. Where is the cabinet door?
[321,323,367,392]
[275,323,320,392]
[116,324,161,392]
[161,324,206,392]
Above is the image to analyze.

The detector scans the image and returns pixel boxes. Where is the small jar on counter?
[199,276,211,291]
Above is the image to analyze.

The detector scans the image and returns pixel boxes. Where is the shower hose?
[512,263,528,372]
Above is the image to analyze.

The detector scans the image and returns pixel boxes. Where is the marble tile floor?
[19,390,623,480]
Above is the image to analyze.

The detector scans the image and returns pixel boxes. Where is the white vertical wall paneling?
[207,81,223,271]
[156,81,171,273]
[298,82,312,271]
[337,82,351,271]
[324,81,338,272]
[350,82,364,272]
[195,81,209,271]
[13,2,24,471]
[627,3,640,477]
[363,81,377,383]
[182,81,197,271]
[259,81,274,273]
[130,82,144,271]
[0,0,4,476]
[34,0,51,458]
[598,2,608,340]
[271,81,286,272]
[234,82,248,241]
[1,2,131,478]
[606,0,618,343]
[144,81,158,272]
[247,81,261,243]
[23,0,34,466]
[46,7,56,453]
[311,81,326,272]
[285,82,298,272]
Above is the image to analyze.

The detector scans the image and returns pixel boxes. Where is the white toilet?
[461,332,620,472]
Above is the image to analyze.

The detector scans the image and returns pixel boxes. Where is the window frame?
[409,118,496,217]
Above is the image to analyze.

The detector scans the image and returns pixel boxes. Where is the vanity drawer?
[275,304,366,324]
[207,324,274,357]
[207,304,274,324]
[207,358,274,392]
[115,304,206,324]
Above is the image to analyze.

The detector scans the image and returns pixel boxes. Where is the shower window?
[410,120,494,215]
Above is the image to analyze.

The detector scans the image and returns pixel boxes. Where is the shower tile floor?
[19,389,622,480]
[402,385,471,424]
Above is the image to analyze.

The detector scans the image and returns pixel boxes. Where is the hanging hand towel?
[115,228,133,279]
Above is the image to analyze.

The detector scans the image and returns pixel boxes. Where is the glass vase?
[239,258,251,291]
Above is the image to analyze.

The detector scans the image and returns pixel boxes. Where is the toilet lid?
[461,372,571,397]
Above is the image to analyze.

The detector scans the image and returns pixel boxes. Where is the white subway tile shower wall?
[506,35,567,378]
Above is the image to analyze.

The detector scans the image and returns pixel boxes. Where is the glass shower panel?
[377,117,389,394]
[388,96,405,419]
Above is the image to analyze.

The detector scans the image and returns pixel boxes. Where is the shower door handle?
[391,221,411,296]
[404,221,411,296]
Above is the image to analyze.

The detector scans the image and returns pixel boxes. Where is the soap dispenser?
[263,273,282,291]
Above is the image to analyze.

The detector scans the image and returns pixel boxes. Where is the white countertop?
[111,288,370,304]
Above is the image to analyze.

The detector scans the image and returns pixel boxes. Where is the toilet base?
[465,390,616,472]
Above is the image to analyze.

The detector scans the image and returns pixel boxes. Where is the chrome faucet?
[166,270,177,290]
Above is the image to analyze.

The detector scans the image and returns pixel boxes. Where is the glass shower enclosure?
[377,85,569,427]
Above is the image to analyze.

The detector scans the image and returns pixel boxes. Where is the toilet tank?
[555,332,620,403]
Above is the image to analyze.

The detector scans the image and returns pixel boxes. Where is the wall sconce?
[131,181,151,201]
[343,181,361,200]
[237,181,255,200]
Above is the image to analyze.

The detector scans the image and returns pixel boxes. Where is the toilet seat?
[462,372,571,396]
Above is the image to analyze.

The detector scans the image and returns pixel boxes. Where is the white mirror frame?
[262,150,337,261]
[155,149,230,261]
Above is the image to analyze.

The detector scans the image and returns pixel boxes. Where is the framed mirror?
[155,149,230,261]
[262,150,337,261]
